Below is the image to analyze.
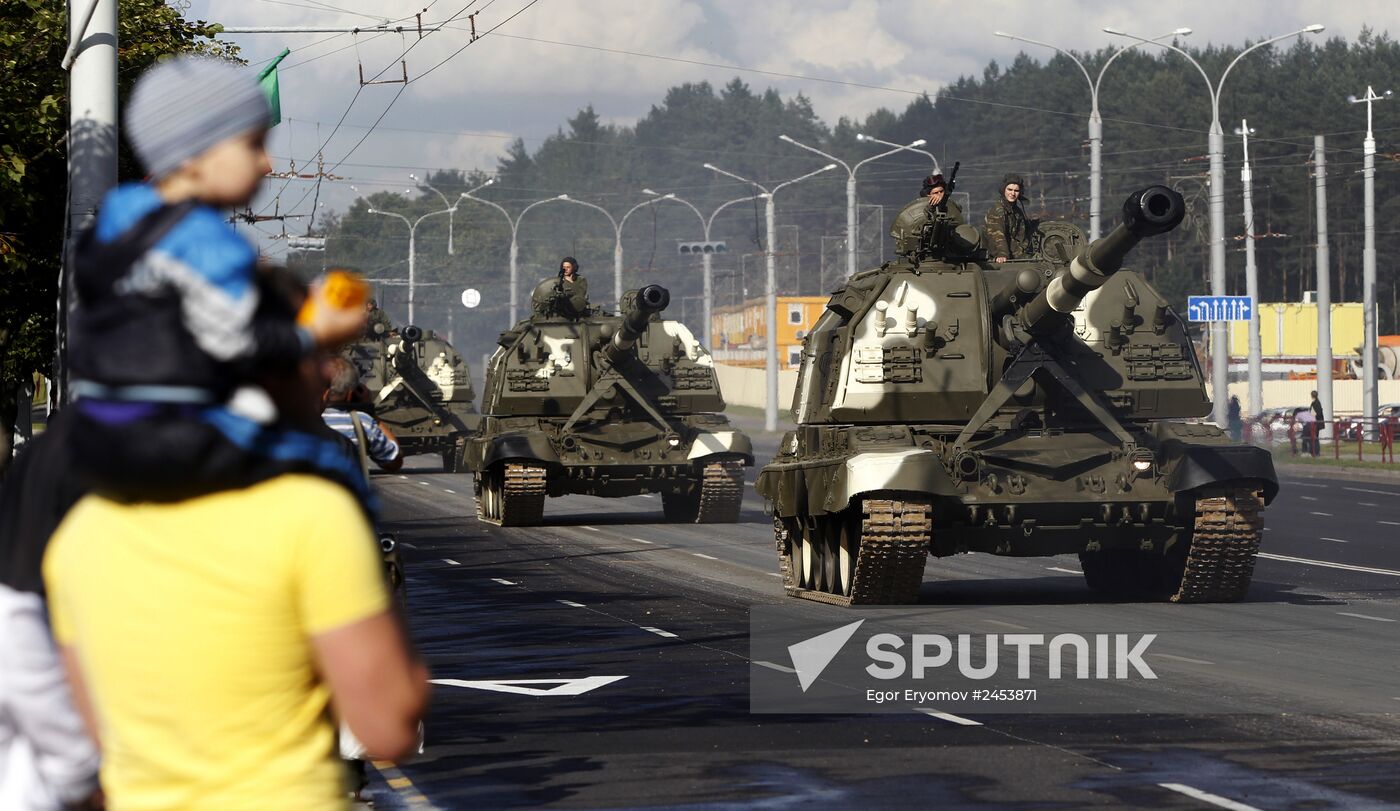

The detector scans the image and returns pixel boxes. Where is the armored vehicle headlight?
[667,434,682,448]
[1129,448,1155,474]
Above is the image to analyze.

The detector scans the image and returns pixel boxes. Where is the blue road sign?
[1187,295,1254,322]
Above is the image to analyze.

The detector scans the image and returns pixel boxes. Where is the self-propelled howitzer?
[756,186,1277,606]
[466,284,754,526]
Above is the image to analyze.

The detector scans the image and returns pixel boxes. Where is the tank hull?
[756,421,1276,604]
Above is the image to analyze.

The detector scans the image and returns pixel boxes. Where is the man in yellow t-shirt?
[44,474,429,809]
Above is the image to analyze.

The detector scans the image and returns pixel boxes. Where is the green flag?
[257,48,291,127]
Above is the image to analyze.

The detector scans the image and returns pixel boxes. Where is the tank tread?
[1171,487,1263,603]
[478,462,547,527]
[778,497,931,607]
[695,460,745,523]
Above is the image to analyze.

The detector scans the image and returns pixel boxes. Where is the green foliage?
[0,1,236,445]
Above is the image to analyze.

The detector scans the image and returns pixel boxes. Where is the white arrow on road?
[430,676,628,696]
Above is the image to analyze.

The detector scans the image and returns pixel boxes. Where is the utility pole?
[59,0,119,404]
[1314,136,1333,438]
[1350,86,1391,439]
[1237,120,1262,416]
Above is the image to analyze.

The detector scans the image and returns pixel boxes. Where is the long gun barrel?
[604,284,670,365]
[1020,185,1185,336]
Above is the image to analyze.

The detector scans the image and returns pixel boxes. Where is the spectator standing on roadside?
[1227,396,1243,442]
[322,356,403,473]
[0,414,100,811]
[45,351,430,810]
[1296,407,1316,456]
[1310,390,1325,457]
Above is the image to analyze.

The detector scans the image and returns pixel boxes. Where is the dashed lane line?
[1360,502,1379,507]
[916,708,983,727]
[639,494,656,499]
[580,526,601,532]
[766,572,783,577]
[629,537,654,544]
[557,600,587,608]
[442,488,456,494]
[491,578,518,586]
[1158,783,1262,811]
[640,626,679,638]
[1046,566,1082,575]
[1257,552,1400,577]
[1309,511,1333,517]
[692,553,718,560]
[1300,495,1319,501]
[442,559,460,566]
[1345,486,1400,496]
[398,475,409,480]
[1284,481,1328,488]
[753,660,797,674]
[1337,611,1396,623]
[398,542,417,549]
[1381,520,1400,526]
[1320,537,1350,543]
[419,481,433,486]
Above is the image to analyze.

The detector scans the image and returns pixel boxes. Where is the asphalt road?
[360,441,1400,810]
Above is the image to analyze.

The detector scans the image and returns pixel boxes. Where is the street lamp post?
[366,203,455,325]
[1106,24,1324,428]
[1350,85,1392,438]
[409,173,458,254]
[778,134,926,280]
[1236,120,1263,416]
[461,182,566,323]
[995,28,1192,241]
[704,162,838,431]
[553,195,674,310]
[642,189,760,346]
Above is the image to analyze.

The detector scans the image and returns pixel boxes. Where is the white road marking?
[641,626,678,638]
[916,708,983,726]
[1346,486,1400,496]
[398,475,409,480]
[984,619,1029,630]
[1300,495,1319,501]
[431,675,627,696]
[692,553,718,560]
[1286,482,1329,488]
[1258,552,1400,577]
[442,558,460,566]
[580,526,601,532]
[491,578,517,586]
[1319,537,1349,543]
[1337,611,1396,623]
[766,572,783,577]
[443,488,456,494]
[1310,511,1333,517]
[753,660,797,674]
[1152,653,1214,665]
[557,600,587,608]
[419,481,432,486]
[1359,502,1379,507]
[1380,520,1400,526]
[639,494,656,499]
[1046,566,1082,575]
[398,542,417,549]
[1159,783,1262,811]
[629,537,654,544]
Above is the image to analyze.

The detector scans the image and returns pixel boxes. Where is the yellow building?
[711,296,827,369]
[1226,302,1363,357]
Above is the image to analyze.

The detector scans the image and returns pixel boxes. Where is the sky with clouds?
[188,0,1400,254]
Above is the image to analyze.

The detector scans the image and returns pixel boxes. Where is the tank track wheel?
[775,495,931,606]
[696,460,745,523]
[476,463,547,527]
[1171,486,1264,603]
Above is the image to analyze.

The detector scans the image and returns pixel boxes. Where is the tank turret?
[467,284,753,526]
[758,185,1276,608]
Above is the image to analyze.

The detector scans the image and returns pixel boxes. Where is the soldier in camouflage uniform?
[984,173,1035,262]
[922,172,963,226]
[556,256,590,317]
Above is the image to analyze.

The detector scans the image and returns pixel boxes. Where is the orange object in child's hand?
[298,270,369,326]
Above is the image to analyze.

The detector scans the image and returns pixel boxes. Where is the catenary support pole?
[1315,136,1334,438]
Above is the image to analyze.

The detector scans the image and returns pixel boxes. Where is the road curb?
[1274,461,1400,484]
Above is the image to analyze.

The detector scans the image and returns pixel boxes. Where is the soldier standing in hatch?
[556,256,590,317]
[984,174,1036,262]
[922,173,963,226]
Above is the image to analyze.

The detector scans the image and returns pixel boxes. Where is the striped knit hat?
[125,56,271,179]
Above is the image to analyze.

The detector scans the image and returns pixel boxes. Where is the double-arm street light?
[409,173,460,254]
[703,162,838,431]
[995,28,1192,241]
[856,133,940,172]
[352,183,456,326]
[460,182,568,324]
[642,188,763,345]
[551,195,677,311]
[1106,23,1324,427]
[1349,85,1392,436]
[779,134,927,280]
